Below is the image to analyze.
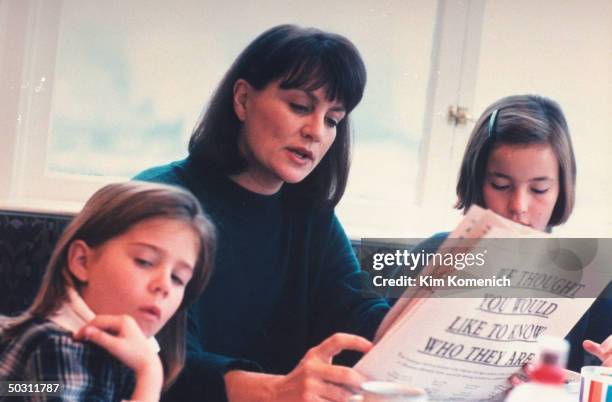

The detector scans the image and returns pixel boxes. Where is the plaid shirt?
[0,317,135,401]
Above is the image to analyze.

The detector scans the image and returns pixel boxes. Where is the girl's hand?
[74,314,163,402]
[225,333,372,402]
[507,363,534,387]
[497,362,533,399]
[584,336,612,366]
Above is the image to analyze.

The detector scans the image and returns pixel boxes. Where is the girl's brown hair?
[456,94,576,227]
[4,181,215,389]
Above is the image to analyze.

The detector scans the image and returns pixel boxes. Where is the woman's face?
[232,79,346,194]
[482,143,560,231]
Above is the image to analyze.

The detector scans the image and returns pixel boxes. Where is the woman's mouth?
[287,147,314,161]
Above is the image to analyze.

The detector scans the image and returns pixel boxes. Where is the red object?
[529,363,565,385]
[588,381,602,402]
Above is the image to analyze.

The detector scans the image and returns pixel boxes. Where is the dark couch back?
[0,210,72,316]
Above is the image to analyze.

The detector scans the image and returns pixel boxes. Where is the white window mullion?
[16,0,62,200]
[0,0,32,200]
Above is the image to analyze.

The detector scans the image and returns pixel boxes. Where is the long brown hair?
[188,24,367,208]
[3,181,215,389]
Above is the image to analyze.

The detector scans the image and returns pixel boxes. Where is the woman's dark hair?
[188,24,367,208]
[456,94,576,226]
[3,181,216,390]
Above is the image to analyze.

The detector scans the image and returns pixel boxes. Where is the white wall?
[471,0,612,235]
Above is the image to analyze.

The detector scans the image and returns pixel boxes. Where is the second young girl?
[430,94,611,372]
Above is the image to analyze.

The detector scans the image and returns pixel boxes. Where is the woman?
[136,25,389,402]
[424,94,611,374]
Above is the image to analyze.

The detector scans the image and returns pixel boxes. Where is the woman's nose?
[301,114,325,142]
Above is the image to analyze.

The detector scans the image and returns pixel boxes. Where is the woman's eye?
[134,258,153,267]
[490,182,510,191]
[531,188,549,194]
[289,103,310,113]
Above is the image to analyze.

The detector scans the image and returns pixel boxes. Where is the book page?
[357,207,611,401]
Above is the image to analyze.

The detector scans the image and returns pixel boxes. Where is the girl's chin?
[135,320,159,338]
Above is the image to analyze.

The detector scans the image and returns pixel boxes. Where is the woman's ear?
[233,79,250,122]
[67,240,93,283]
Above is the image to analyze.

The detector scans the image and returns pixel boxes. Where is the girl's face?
[69,217,199,337]
[482,143,560,231]
[232,79,346,194]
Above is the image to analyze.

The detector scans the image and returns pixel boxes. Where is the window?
[2,0,610,237]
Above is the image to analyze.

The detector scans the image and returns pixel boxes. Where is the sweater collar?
[184,156,283,207]
[49,287,160,353]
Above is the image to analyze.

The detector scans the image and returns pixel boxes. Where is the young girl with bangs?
[422,94,611,382]
[0,181,215,401]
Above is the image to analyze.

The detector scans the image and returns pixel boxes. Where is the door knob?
[448,105,473,126]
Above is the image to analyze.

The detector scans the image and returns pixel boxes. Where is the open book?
[355,206,611,401]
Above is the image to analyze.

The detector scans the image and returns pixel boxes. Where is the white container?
[579,366,612,402]
[348,381,428,402]
[505,382,574,402]
[505,336,573,402]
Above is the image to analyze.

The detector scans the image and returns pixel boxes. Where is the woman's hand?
[74,314,163,402]
[584,336,612,366]
[225,333,372,402]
